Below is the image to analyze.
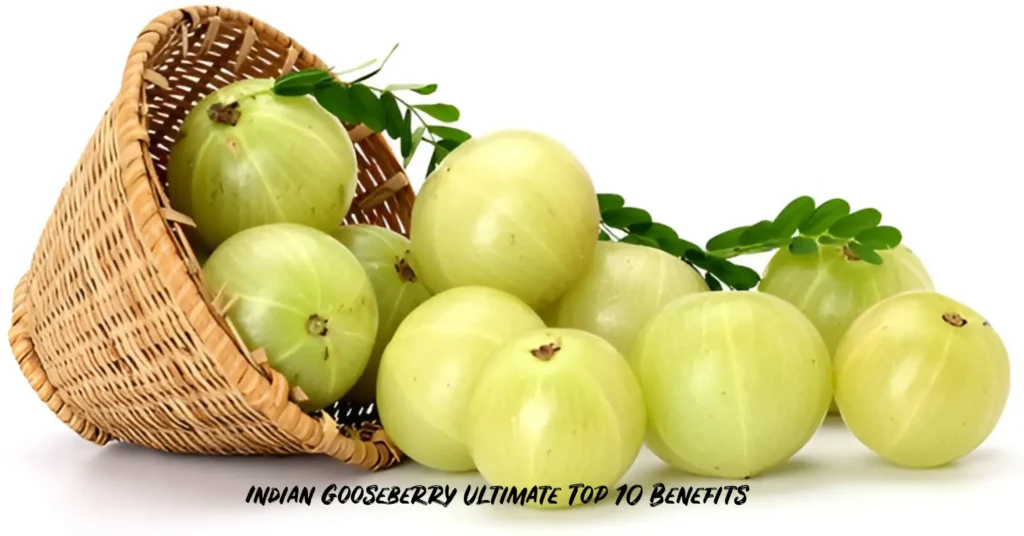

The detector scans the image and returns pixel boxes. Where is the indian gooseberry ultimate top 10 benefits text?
[201,223,379,412]
[167,78,360,252]
[542,240,709,356]
[758,244,933,413]
[833,291,1010,469]
[330,224,433,402]
[409,129,601,311]
[375,286,545,473]
[465,328,646,509]
[629,291,832,479]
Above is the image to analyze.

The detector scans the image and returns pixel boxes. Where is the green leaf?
[847,242,883,265]
[639,223,678,243]
[627,222,653,234]
[829,208,883,238]
[274,68,333,96]
[415,103,460,122]
[427,144,450,176]
[601,207,652,230]
[404,125,426,168]
[399,109,413,157]
[313,83,358,124]
[818,235,847,246]
[437,138,462,156]
[711,261,761,291]
[428,125,471,144]
[380,92,403,139]
[349,84,387,132]
[673,238,703,256]
[704,272,724,291]
[683,248,710,266]
[597,194,625,214]
[788,236,818,255]
[772,196,816,238]
[598,230,611,241]
[739,220,777,246]
[384,83,438,94]
[706,226,749,252]
[801,199,851,235]
[621,234,659,248]
[855,225,902,250]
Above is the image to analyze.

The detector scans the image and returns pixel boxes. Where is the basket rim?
[106,4,404,468]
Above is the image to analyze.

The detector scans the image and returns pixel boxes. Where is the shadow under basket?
[7,5,415,471]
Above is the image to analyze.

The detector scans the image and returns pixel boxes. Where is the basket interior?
[138,14,411,431]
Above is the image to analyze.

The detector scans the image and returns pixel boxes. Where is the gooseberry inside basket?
[6,5,412,470]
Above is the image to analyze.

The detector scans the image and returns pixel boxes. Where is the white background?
[1,0,1021,533]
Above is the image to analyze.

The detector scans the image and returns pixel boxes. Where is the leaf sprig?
[597,194,761,291]
[704,196,903,265]
[272,47,906,291]
[272,44,470,176]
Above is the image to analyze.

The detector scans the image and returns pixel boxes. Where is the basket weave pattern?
[7,6,414,470]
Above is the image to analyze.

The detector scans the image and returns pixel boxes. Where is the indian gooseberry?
[168,78,359,251]
[834,291,1010,469]
[541,240,709,355]
[409,129,600,310]
[629,291,832,479]
[758,244,934,413]
[330,224,433,402]
[202,223,378,412]
[466,328,646,509]
[375,286,545,472]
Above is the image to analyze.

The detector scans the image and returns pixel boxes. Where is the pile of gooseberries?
[168,77,1011,511]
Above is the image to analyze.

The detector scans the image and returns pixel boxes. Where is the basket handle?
[8,274,112,445]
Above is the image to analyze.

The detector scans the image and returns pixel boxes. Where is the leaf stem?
[707,238,793,259]
[600,223,623,241]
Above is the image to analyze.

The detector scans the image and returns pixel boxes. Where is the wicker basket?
[6,6,415,470]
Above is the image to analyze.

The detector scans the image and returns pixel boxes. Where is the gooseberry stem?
[307,314,330,336]
[531,343,561,361]
[395,257,418,283]
[208,102,241,126]
[942,313,967,327]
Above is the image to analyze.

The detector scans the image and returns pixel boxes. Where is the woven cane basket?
[7,6,415,470]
